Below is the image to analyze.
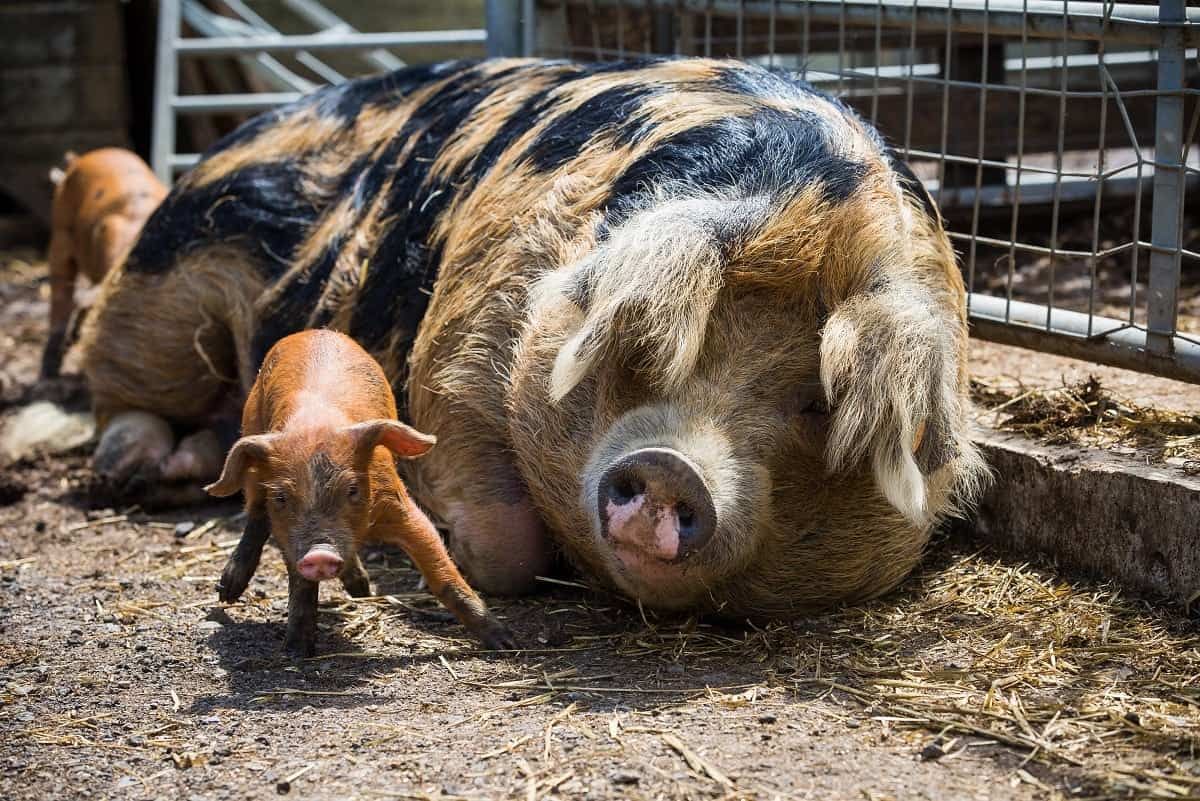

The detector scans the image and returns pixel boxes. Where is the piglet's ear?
[348,420,436,462]
[205,434,277,497]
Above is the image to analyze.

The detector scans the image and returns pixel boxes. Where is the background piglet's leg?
[41,229,77,379]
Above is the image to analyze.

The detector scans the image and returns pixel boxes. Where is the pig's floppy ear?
[819,280,979,526]
[528,197,756,402]
[348,420,437,461]
[205,434,277,497]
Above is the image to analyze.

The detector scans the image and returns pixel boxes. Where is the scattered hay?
[973,375,1200,470]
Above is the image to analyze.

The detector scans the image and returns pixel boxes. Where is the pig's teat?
[297,545,344,581]
[597,447,716,563]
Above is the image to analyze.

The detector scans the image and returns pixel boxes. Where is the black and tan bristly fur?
[80,58,986,618]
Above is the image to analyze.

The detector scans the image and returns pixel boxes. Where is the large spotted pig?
[79,58,985,617]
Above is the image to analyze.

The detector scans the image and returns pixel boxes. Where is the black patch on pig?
[346,63,530,399]
[124,162,321,281]
[601,106,868,234]
[886,147,941,226]
[521,84,660,172]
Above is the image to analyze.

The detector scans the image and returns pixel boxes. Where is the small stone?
[174,521,196,538]
[609,770,640,785]
[665,663,685,675]
[14,710,34,722]
[919,739,947,761]
[198,620,222,631]
[845,719,861,729]
[757,713,777,724]
[126,735,146,747]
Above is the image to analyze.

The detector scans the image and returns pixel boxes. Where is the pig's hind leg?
[218,508,270,604]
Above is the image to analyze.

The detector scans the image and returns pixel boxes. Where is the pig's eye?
[346,482,360,500]
[799,398,829,416]
[270,489,288,507]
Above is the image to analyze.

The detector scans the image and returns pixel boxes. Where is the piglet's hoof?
[217,555,254,604]
[284,634,316,660]
[472,617,519,652]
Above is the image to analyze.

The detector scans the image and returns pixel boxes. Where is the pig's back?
[118,59,906,395]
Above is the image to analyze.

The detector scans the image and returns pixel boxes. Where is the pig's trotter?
[218,511,270,604]
[93,411,174,495]
[285,570,319,658]
[340,553,372,598]
[437,585,518,651]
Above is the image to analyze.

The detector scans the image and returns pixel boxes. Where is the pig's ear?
[205,434,277,497]
[348,420,437,461]
[819,280,982,526]
[528,197,746,402]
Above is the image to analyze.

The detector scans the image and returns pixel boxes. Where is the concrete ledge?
[970,428,1200,606]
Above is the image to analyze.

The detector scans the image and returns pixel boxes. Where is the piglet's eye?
[271,490,287,507]
[347,482,360,500]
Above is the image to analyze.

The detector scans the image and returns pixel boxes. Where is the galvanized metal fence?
[153,0,1200,383]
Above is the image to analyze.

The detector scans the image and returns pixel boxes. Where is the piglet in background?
[43,148,166,378]
[206,329,515,657]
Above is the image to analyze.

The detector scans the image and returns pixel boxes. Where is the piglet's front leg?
[285,568,320,659]
[373,497,517,651]
[217,508,270,604]
[340,552,372,598]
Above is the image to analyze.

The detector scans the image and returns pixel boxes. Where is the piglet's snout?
[296,546,344,581]
[597,448,716,562]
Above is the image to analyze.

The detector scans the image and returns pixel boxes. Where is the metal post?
[151,0,180,184]
[1146,0,1186,355]
[487,0,524,57]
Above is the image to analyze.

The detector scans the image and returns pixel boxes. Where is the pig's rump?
[80,58,985,617]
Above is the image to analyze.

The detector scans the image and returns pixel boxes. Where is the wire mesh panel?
[529,0,1200,382]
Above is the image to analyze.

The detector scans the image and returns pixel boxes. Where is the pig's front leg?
[340,553,372,598]
[217,508,270,603]
[372,498,517,651]
[285,568,319,658]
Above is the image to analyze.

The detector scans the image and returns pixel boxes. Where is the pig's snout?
[296,546,344,581]
[597,447,716,563]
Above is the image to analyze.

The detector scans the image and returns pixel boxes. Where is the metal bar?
[173,93,304,113]
[218,0,348,84]
[1146,0,1187,355]
[487,0,523,57]
[569,0,1199,45]
[280,0,406,71]
[185,0,320,92]
[177,30,488,56]
[969,294,1200,383]
[152,0,180,184]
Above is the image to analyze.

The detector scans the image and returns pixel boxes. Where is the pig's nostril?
[676,502,695,532]
[610,474,644,504]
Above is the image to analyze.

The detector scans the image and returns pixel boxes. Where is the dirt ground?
[4,248,1200,801]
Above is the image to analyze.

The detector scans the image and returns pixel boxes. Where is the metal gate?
[154,0,1200,384]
